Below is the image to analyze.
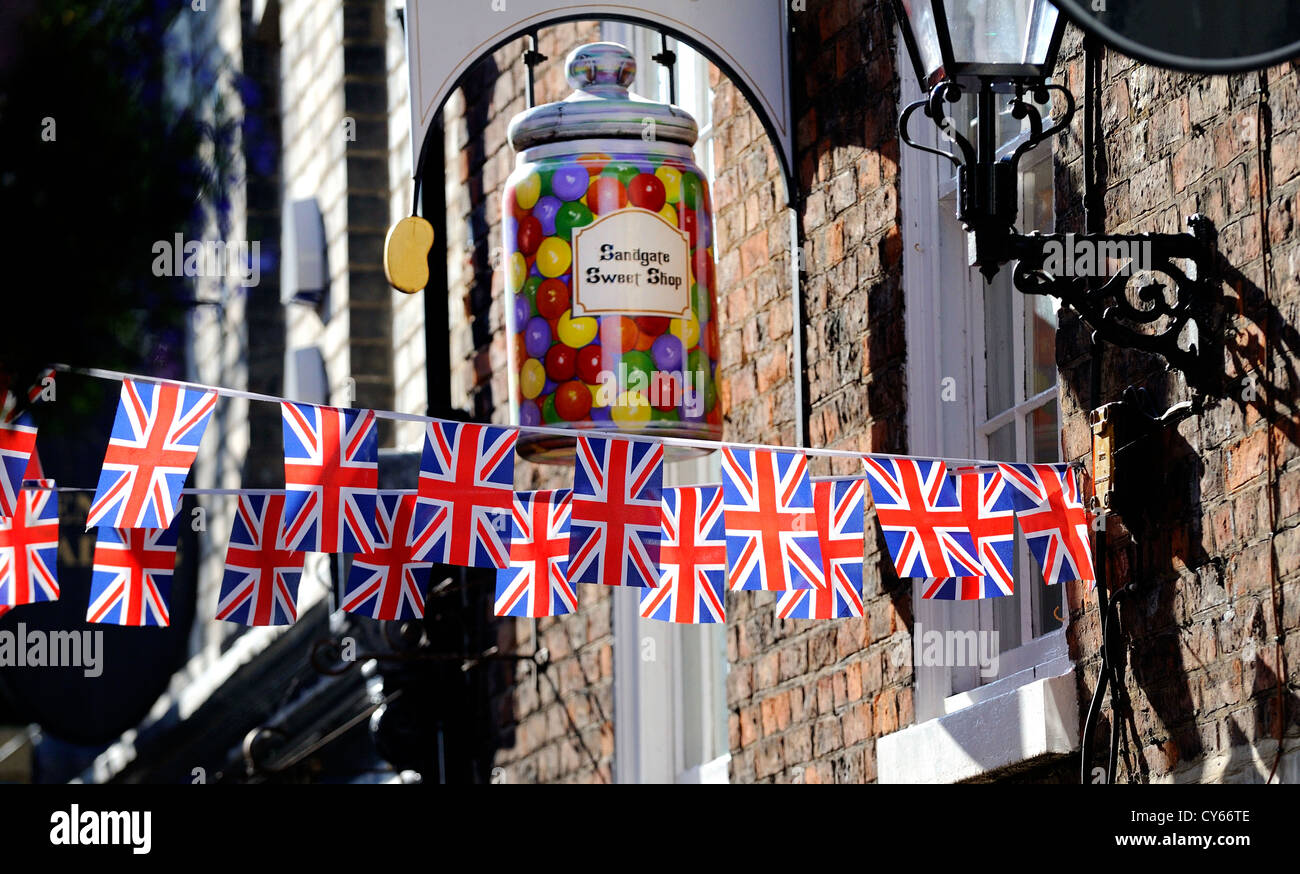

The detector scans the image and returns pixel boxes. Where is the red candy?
[635,316,669,336]
[536,278,570,320]
[681,208,700,248]
[517,216,543,256]
[545,345,577,382]
[555,380,593,421]
[588,177,628,216]
[628,173,667,212]
[633,332,655,352]
[576,344,604,384]
[652,374,681,411]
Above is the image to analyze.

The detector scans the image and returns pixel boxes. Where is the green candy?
[537,166,556,198]
[620,350,656,389]
[687,348,708,378]
[650,407,678,422]
[521,275,542,315]
[602,161,641,187]
[542,394,562,424]
[555,201,594,241]
[681,172,703,210]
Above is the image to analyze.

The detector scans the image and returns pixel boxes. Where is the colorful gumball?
[555,201,594,241]
[633,332,655,352]
[555,380,593,421]
[536,237,572,278]
[519,399,541,427]
[517,215,544,256]
[576,344,604,384]
[513,333,527,367]
[590,404,612,423]
[635,316,669,336]
[656,165,683,204]
[687,349,708,382]
[601,316,639,353]
[681,173,704,210]
[620,350,655,389]
[587,176,628,216]
[650,407,678,422]
[580,152,612,176]
[669,312,700,349]
[681,207,701,248]
[533,195,562,236]
[512,294,530,330]
[611,391,652,429]
[541,393,562,424]
[524,316,552,359]
[651,333,685,372]
[651,372,681,411]
[507,252,527,294]
[627,173,667,212]
[545,344,577,382]
[552,164,590,201]
[659,203,679,226]
[516,172,542,210]
[542,378,558,397]
[520,358,546,400]
[536,278,571,320]
[558,310,599,348]
[690,281,709,323]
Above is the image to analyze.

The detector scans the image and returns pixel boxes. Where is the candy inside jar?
[503,43,723,464]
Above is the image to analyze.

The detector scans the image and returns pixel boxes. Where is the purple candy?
[590,405,612,422]
[542,378,558,396]
[519,399,541,426]
[651,334,684,371]
[552,164,590,201]
[533,196,562,236]
[524,316,552,358]
[513,294,530,328]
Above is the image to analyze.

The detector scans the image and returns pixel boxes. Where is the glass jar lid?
[508,42,700,151]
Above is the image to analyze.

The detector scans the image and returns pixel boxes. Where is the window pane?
[943,0,1056,65]
[987,420,1015,461]
[1025,294,1058,397]
[1036,569,1065,636]
[1030,398,1059,462]
[984,277,1016,415]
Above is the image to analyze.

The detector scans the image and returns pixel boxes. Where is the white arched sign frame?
[404,0,794,195]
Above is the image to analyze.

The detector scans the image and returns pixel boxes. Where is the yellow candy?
[611,391,652,428]
[516,172,541,211]
[508,252,527,294]
[557,309,598,348]
[520,358,546,400]
[658,203,679,226]
[587,383,603,408]
[536,237,572,279]
[656,166,683,204]
[670,312,701,349]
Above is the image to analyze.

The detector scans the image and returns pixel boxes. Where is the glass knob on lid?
[566,42,637,94]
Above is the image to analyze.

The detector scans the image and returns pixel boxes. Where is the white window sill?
[877,668,1081,784]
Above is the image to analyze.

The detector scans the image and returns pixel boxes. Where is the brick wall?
[721,0,912,784]
[1052,30,1300,782]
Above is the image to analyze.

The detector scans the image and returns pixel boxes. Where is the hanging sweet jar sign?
[504,42,722,463]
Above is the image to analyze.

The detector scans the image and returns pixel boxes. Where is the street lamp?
[890,0,1213,379]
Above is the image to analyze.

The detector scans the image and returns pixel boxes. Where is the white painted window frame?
[897,34,1070,726]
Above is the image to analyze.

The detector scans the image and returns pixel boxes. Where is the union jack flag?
[861,456,985,580]
[341,492,433,620]
[921,468,1018,600]
[720,448,824,592]
[0,485,59,608]
[998,462,1096,587]
[414,421,516,568]
[87,520,179,627]
[495,489,577,618]
[86,380,217,530]
[216,493,306,626]
[640,486,727,624]
[281,403,380,553]
[777,479,865,619]
[0,410,37,519]
[569,436,663,588]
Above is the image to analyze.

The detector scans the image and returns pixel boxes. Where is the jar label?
[571,209,691,318]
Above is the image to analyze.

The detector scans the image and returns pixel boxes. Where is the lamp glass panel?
[942,0,1056,66]
[902,0,946,80]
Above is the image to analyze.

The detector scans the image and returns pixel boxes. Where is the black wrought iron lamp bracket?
[900,78,1214,382]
